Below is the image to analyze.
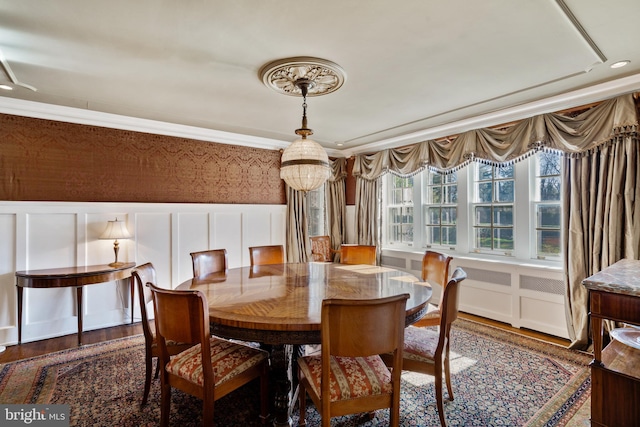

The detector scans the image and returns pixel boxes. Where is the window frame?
[381,154,563,267]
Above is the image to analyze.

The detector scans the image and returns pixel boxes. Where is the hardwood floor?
[0,322,144,364]
[0,312,570,364]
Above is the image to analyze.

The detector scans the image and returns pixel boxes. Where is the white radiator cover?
[381,250,568,339]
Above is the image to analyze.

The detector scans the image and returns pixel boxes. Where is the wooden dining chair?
[149,283,270,427]
[190,248,228,278]
[297,293,409,427]
[382,267,467,427]
[338,244,377,265]
[309,235,334,262]
[132,263,192,406]
[249,244,284,266]
[412,251,453,328]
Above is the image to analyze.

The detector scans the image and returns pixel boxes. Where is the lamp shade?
[280,138,331,192]
[100,218,131,240]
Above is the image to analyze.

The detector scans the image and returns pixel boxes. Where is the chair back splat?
[310,235,333,262]
[190,249,228,278]
[338,244,377,266]
[149,283,269,427]
[413,251,453,328]
[297,294,409,427]
[249,245,284,266]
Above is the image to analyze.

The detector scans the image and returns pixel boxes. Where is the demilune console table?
[582,259,640,427]
[16,262,136,346]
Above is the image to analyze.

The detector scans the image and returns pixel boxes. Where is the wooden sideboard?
[582,259,640,427]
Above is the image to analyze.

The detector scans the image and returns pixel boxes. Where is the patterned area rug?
[0,319,591,426]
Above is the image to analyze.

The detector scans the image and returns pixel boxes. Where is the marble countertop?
[582,259,640,297]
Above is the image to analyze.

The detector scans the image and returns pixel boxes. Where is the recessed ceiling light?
[335,141,344,147]
[0,84,12,90]
[610,60,630,69]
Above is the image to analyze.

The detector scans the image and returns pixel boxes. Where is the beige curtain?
[354,176,381,246]
[352,93,638,346]
[564,133,640,349]
[327,158,347,258]
[286,185,310,263]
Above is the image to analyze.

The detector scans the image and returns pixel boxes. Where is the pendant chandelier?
[259,57,346,192]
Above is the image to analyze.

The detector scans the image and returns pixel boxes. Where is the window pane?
[537,152,562,176]
[478,164,492,180]
[475,206,491,226]
[493,206,513,226]
[537,230,561,255]
[495,180,514,202]
[402,187,414,204]
[402,224,414,242]
[429,186,442,204]
[390,226,401,241]
[441,207,457,225]
[539,177,561,201]
[493,228,514,250]
[442,226,457,245]
[426,225,440,245]
[430,173,442,185]
[443,185,457,203]
[537,205,561,228]
[390,207,402,223]
[475,227,492,249]
[425,207,440,225]
[404,206,414,224]
[444,173,457,184]
[495,165,514,179]
[477,182,493,202]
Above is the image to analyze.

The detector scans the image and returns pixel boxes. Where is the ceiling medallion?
[259,56,346,97]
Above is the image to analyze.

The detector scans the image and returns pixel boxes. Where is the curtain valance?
[353,93,638,180]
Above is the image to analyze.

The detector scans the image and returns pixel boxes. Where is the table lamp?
[100,218,131,267]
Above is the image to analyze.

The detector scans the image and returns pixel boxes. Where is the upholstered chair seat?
[166,339,268,387]
[297,355,393,403]
[402,326,440,362]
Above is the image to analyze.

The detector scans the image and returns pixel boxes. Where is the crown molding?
[0,97,291,151]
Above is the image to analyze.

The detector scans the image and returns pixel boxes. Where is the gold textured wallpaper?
[0,114,286,204]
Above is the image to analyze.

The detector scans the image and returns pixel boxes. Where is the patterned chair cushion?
[166,338,268,386]
[403,326,439,363]
[298,354,392,402]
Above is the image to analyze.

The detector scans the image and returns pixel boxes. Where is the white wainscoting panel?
[214,212,242,268]
[0,202,287,346]
[0,214,16,330]
[177,212,210,283]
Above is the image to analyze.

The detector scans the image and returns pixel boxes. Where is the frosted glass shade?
[280,138,331,191]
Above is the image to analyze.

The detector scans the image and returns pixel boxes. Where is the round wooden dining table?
[177,262,432,426]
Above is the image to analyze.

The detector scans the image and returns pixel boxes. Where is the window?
[307,185,325,237]
[533,151,562,258]
[386,175,414,245]
[472,164,514,254]
[423,171,457,247]
[381,152,563,265]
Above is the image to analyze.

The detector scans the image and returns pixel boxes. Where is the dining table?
[177,262,433,427]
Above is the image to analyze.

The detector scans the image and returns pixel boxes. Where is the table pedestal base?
[264,344,304,427]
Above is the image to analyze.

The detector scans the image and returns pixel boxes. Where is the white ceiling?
[1,0,639,157]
